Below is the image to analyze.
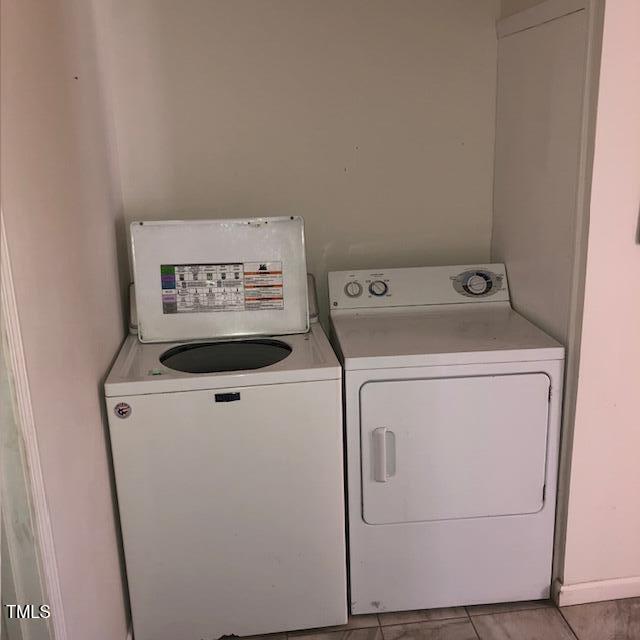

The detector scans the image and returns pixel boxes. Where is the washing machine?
[105,218,347,640]
[328,264,564,615]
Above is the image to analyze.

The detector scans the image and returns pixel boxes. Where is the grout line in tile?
[467,606,581,640]
[556,607,581,640]
[465,603,553,618]
[377,617,479,640]
[376,612,469,627]
[466,614,483,640]
[286,602,567,639]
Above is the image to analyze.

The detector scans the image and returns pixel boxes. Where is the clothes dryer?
[328,264,564,614]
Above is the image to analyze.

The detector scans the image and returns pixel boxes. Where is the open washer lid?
[131,217,309,343]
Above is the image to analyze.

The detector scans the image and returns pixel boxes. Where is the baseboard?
[553,575,640,606]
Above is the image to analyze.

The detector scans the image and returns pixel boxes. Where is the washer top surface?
[105,323,339,397]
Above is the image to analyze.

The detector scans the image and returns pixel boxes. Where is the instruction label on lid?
[160,261,284,314]
[243,262,284,310]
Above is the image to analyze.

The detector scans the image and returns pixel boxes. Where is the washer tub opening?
[160,339,292,374]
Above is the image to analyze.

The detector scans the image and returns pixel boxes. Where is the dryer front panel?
[360,373,550,525]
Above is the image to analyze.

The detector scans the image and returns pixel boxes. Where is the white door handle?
[373,427,391,482]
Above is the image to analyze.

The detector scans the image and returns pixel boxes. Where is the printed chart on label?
[161,262,284,314]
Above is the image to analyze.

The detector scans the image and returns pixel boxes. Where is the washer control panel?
[329,264,509,310]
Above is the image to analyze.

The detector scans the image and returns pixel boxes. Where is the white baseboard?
[553,575,640,606]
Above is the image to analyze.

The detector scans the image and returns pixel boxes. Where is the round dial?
[463,272,493,296]
[368,280,389,297]
[344,281,363,298]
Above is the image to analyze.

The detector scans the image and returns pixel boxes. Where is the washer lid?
[131,217,309,342]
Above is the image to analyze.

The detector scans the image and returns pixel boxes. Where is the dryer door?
[360,373,550,525]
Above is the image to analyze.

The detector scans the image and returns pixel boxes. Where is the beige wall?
[491,9,588,344]
[1,0,128,638]
[95,0,500,316]
[492,0,640,602]
[560,0,640,595]
[490,2,604,600]
[500,0,546,18]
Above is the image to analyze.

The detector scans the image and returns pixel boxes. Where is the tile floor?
[259,597,640,640]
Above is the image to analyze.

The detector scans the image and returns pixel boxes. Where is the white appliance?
[328,264,564,614]
[105,218,347,640]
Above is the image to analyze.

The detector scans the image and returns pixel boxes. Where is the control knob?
[369,280,389,297]
[463,272,492,296]
[344,281,363,298]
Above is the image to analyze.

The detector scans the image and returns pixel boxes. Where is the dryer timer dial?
[465,273,491,295]
[451,269,502,298]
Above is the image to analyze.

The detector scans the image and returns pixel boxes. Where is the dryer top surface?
[330,304,563,370]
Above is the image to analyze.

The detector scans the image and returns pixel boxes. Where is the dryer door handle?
[373,427,395,482]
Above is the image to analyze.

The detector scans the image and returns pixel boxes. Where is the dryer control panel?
[329,264,509,310]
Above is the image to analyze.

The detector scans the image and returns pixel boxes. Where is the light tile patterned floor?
[263,596,640,640]
[561,597,640,640]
